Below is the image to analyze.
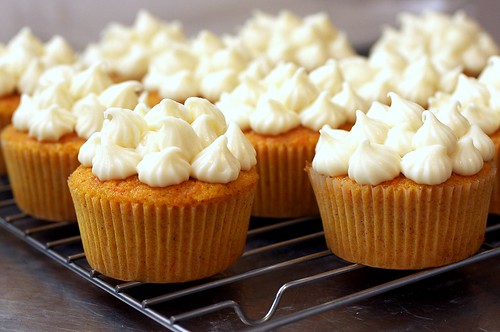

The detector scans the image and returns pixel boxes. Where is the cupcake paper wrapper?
[0,94,21,175]
[489,130,500,214]
[2,128,80,221]
[251,140,319,218]
[69,179,256,283]
[307,165,495,270]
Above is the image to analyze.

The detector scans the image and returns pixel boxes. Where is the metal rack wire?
[0,179,499,331]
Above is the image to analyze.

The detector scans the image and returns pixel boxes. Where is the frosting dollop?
[79,98,256,185]
[348,140,401,185]
[137,147,191,187]
[11,64,143,142]
[191,136,241,183]
[401,145,453,185]
[312,94,493,185]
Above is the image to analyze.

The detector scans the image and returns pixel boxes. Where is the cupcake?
[216,61,366,218]
[68,97,258,283]
[236,10,356,70]
[1,63,142,221]
[81,10,188,82]
[307,93,496,270]
[143,30,254,106]
[370,10,498,78]
[428,61,500,214]
[0,28,77,174]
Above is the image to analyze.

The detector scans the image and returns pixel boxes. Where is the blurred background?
[0,0,498,51]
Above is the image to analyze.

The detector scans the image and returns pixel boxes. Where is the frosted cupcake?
[307,93,495,269]
[236,10,356,70]
[217,61,367,218]
[0,28,77,174]
[1,63,142,221]
[428,59,500,214]
[370,10,498,78]
[81,10,188,82]
[68,97,258,283]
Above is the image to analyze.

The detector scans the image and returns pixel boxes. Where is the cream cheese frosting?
[313,93,494,185]
[428,71,500,136]
[79,97,256,185]
[216,62,358,135]
[236,10,355,71]
[0,28,78,96]
[81,10,188,81]
[11,63,142,141]
[371,10,498,77]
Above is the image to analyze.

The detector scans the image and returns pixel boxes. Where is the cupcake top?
[78,97,257,186]
[429,58,500,136]
[216,61,369,135]
[81,10,188,81]
[370,10,498,77]
[0,28,77,97]
[312,93,495,185]
[143,30,254,102]
[236,10,356,70]
[143,10,356,103]
[11,63,142,141]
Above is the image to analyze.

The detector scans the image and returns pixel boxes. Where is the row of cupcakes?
[1,68,497,280]
[0,9,499,283]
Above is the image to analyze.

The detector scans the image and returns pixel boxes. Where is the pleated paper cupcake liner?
[1,126,82,222]
[0,94,21,175]
[307,163,495,270]
[69,168,257,283]
[488,129,500,214]
[251,140,319,218]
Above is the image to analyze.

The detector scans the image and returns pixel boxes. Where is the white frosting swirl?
[275,67,318,112]
[313,128,354,177]
[249,98,300,135]
[80,98,255,185]
[70,63,113,99]
[224,122,257,170]
[451,137,484,176]
[384,123,415,157]
[479,55,500,90]
[432,101,470,137]
[101,108,147,148]
[348,110,389,145]
[401,145,452,185]
[73,94,107,139]
[412,111,457,153]
[28,105,76,141]
[312,95,494,185]
[92,136,142,180]
[384,92,424,129]
[347,140,401,185]
[11,94,36,131]
[331,82,369,123]
[78,132,101,167]
[191,136,241,183]
[299,91,346,131]
[137,147,191,187]
[461,124,496,161]
[0,28,78,96]
[99,81,142,109]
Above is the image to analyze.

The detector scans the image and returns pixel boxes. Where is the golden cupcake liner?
[251,141,319,218]
[68,173,256,283]
[307,164,495,270]
[1,127,81,222]
[0,94,21,175]
[489,130,500,214]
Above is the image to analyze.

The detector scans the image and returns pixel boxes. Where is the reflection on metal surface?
[0,178,498,331]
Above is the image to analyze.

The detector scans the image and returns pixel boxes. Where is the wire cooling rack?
[0,178,499,331]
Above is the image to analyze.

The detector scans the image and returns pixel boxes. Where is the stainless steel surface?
[0,177,499,331]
